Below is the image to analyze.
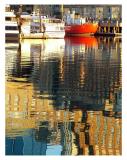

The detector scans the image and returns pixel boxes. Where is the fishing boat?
[65,23,98,36]
[21,16,65,39]
[5,11,19,42]
[64,12,98,36]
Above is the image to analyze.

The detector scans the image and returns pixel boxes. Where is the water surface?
[5,37,122,155]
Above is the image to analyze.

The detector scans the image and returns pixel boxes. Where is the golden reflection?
[59,57,64,82]
[79,61,86,87]
[6,80,121,155]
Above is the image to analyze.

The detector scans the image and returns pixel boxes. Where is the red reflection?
[64,36,98,48]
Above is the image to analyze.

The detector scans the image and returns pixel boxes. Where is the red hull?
[65,23,98,35]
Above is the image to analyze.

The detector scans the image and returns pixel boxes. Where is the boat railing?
[65,15,99,26]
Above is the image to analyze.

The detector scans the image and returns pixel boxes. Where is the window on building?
[96,7,103,19]
[112,7,120,19]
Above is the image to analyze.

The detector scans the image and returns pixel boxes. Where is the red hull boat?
[65,23,98,36]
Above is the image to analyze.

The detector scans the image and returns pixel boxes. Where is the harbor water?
[5,37,122,155]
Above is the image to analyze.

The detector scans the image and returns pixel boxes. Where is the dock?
[20,33,46,39]
[20,32,65,39]
[95,21,122,37]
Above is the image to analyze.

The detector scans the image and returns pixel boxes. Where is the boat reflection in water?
[6,37,121,155]
[65,36,98,47]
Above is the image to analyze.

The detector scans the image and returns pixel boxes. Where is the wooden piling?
[95,21,122,37]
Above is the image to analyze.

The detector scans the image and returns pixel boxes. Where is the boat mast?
[61,4,64,20]
[17,5,22,36]
[39,5,42,32]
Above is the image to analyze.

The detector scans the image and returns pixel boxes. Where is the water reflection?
[6,37,121,155]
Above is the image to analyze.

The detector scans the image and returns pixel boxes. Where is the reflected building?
[6,79,121,155]
[6,82,121,155]
[5,37,121,155]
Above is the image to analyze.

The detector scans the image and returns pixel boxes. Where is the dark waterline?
[5,37,122,155]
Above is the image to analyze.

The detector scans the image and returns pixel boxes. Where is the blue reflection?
[6,137,24,155]
[46,145,62,155]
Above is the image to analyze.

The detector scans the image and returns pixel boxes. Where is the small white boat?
[5,11,19,42]
[21,16,65,39]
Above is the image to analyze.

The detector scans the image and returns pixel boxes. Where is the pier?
[95,20,122,36]
[20,32,65,39]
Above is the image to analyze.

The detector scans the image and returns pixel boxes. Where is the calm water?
[5,37,122,155]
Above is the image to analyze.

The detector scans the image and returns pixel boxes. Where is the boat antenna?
[61,4,64,20]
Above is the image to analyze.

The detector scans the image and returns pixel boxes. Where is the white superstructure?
[21,16,65,39]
